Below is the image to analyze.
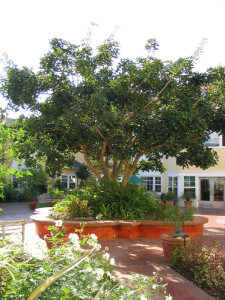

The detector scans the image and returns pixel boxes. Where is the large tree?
[1,38,225,188]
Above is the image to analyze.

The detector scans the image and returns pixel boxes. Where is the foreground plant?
[46,220,67,238]
[0,233,172,299]
[171,240,225,299]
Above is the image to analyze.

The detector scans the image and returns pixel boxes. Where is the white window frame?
[60,174,77,189]
[204,133,225,148]
[141,176,162,193]
[168,176,178,196]
[184,176,196,196]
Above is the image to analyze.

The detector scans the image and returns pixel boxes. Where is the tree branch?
[84,115,107,140]
[145,78,172,109]
[80,144,102,184]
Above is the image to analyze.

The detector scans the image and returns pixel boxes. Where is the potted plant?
[164,191,177,205]
[44,220,69,249]
[160,207,193,263]
[182,192,195,208]
[29,201,37,210]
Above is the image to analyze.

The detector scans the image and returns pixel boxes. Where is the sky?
[1,0,225,116]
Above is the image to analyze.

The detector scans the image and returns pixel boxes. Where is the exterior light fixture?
[172,221,189,246]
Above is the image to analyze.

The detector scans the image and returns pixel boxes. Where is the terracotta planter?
[29,201,37,210]
[31,209,208,240]
[44,234,70,249]
[184,201,192,208]
[161,233,190,263]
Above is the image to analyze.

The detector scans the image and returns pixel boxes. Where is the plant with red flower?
[46,220,67,238]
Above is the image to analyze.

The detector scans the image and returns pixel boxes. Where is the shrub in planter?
[163,191,177,204]
[152,202,194,224]
[171,240,225,299]
[182,192,196,208]
[73,181,159,220]
[50,191,93,220]
[49,184,194,222]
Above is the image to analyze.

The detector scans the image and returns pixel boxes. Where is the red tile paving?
[1,203,224,299]
[100,208,225,300]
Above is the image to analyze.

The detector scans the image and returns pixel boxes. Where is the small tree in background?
[0,114,28,199]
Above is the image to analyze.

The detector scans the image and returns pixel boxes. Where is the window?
[155,177,162,192]
[12,175,26,189]
[12,175,20,188]
[141,176,162,193]
[168,176,178,196]
[204,133,225,147]
[184,176,195,196]
[60,174,76,189]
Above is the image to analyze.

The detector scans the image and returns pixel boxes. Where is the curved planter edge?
[30,209,208,240]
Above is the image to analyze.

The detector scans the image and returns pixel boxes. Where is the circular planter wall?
[30,208,208,240]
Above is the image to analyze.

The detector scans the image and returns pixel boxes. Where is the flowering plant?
[1,229,172,299]
[96,213,103,221]
[46,220,67,238]
[49,192,93,220]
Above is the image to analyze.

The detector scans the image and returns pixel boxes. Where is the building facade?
[138,133,225,208]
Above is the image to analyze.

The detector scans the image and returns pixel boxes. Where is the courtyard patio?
[1,202,225,300]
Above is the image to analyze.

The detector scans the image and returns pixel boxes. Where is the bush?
[50,190,93,220]
[2,185,44,202]
[74,181,159,220]
[171,240,225,299]
[1,184,21,202]
[1,168,49,202]
[152,203,194,225]
[0,234,171,299]
[49,182,195,222]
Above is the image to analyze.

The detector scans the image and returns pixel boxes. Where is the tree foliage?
[2,38,225,188]
[0,114,27,198]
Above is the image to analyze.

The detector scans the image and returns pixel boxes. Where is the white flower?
[38,267,45,273]
[55,220,63,227]
[103,252,110,261]
[90,234,98,241]
[87,239,95,247]
[96,244,102,251]
[165,295,173,300]
[110,258,115,265]
[69,233,79,242]
[140,295,147,300]
[111,276,116,282]
[152,284,157,290]
[106,271,112,278]
[69,233,80,250]
[87,234,98,247]
[95,268,104,281]
[83,264,92,273]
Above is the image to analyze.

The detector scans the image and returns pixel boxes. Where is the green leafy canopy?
[2,37,225,187]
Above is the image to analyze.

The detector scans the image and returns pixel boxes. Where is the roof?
[71,160,85,169]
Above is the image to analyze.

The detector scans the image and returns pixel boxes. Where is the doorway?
[200,178,225,207]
